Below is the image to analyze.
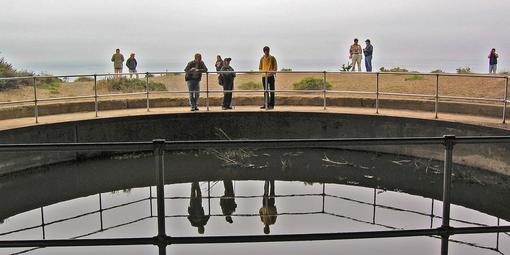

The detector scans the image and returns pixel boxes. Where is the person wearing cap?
[349,39,363,72]
[184,53,208,111]
[220,58,236,110]
[126,53,138,78]
[111,49,124,78]
[363,39,374,72]
[259,46,278,109]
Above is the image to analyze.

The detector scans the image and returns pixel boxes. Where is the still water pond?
[0,148,509,254]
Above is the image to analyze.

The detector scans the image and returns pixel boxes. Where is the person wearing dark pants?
[259,46,277,109]
[220,58,236,110]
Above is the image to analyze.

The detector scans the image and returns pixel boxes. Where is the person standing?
[126,53,138,78]
[488,48,499,74]
[259,180,277,234]
[259,46,278,109]
[215,55,224,85]
[187,182,210,234]
[220,58,236,110]
[363,39,374,72]
[220,179,237,223]
[111,49,124,78]
[184,53,208,111]
[349,39,363,72]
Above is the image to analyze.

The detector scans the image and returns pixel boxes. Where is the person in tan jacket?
[111,49,124,77]
[349,39,363,72]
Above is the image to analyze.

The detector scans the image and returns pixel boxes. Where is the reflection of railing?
[0,71,509,123]
[0,136,509,255]
[2,185,507,255]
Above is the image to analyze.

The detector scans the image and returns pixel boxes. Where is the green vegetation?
[98,77,167,92]
[0,57,33,90]
[293,77,332,90]
[499,71,510,75]
[340,63,352,71]
[238,81,262,90]
[379,67,409,72]
[280,68,292,72]
[430,69,444,74]
[456,67,472,74]
[38,75,64,94]
[404,74,424,81]
[75,77,94,82]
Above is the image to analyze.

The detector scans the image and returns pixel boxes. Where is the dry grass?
[0,73,507,103]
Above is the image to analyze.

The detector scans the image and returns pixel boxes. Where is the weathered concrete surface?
[0,95,508,120]
[0,111,509,176]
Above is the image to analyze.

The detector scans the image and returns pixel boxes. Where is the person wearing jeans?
[184,53,208,111]
[259,46,278,109]
[220,58,236,110]
[363,39,373,72]
[488,48,499,74]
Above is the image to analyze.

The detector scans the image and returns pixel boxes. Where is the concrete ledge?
[0,96,507,121]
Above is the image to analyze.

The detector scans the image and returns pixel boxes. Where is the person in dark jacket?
[184,53,208,111]
[187,182,210,234]
[126,53,138,78]
[363,39,373,72]
[488,48,499,74]
[220,58,236,110]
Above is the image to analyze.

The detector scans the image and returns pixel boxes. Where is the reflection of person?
[126,53,138,78]
[488,48,499,74]
[259,180,277,234]
[111,49,125,77]
[349,39,362,72]
[220,179,237,223]
[259,46,278,109]
[363,39,373,72]
[220,58,236,110]
[184,53,208,111]
[187,182,210,234]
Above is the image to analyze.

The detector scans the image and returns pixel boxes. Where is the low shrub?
[75,77,94,82]
[430,69,444,74]
[280,68,292,72]
[380,67,409,72]
[293,77,332,90]
[238,81,262,90]
[37,74,64,94]
[404,74,424,81]
[98,77,167,92]
[340,63,352,71]
[0,57,34,90]
[456,67,472,74]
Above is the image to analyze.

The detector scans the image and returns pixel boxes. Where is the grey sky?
[1,0,509,74]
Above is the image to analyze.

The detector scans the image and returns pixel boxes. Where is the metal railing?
[0,135,509,255]
[0,71,508,124]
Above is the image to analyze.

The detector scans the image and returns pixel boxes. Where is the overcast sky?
[1,0,509,74]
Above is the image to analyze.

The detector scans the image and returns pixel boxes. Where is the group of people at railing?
[187,180,277,235]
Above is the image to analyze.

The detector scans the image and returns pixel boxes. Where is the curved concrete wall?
[0,112,509,176]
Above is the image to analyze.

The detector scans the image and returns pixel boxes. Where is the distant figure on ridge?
[111,49,125,78]
[184,53,208,111]
[259,180,277,234]
[220,58,236,110]
[126,53,138,78]
[259,46,278,109]
[187,182,210,234]
[363,39,373,72]
[488,48,499,74]
[350,39,363,72]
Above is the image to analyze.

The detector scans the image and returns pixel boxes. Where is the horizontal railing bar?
[439,95,504,102]
[0,136,509,152]
[326,90,375,95]
[379,92,435,98]
[1,225,508,248]
[37,95,95,102]
[0,99,35,105]
[97,92,147,98]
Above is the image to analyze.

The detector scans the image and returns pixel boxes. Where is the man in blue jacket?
[363,39,374,72]
[126,53,138,78]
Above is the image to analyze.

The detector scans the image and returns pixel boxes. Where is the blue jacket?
[126,58,137,70]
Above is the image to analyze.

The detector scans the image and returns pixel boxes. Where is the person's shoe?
[260,106,266,109]
[191,108,195,112]
[227,106,233,109]
[267,106,274,110]
[222,106,228,110]
[195,107,199,111]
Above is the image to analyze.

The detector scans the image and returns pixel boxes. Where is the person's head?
[194,53,202,62]
[365,39,371,45]
[224,57,231,67]
[264,225,270,234]
[354,38,359,44]
[217,55,222,61]
[226,216,233,224]
[491,48,496,53]
[263,46,270,56]
[116,49,120,53]
[130,53,135,58]
[198,226,205,234]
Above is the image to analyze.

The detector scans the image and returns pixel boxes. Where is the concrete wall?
[0,96,508,120]
[0,112,509,176]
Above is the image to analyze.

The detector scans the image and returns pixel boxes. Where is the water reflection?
[188,182,209,234]
[260,180,276,234]
[220,180,237,224]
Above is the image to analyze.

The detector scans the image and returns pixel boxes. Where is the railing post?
[503,77,508,124]
[441,135,455,255]
[146,72,150,112]
[206,72,209,111]
[40,207,45,239]
[323,71,327,110]
[435,74,439,119]
[153,139,167,254]
[94,74,98,117]
[321,183,326,213]
[98,193,104,231]
[33,77,38,123]
[375,72,379,114]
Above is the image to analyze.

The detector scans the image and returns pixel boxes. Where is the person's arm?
[184,62,192,72]
[121,55,124,62]
[259,57,263,71]
[134,59,137,68]
[272,57,278,72]
[111,54,115,62]
[200,62,208,72]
